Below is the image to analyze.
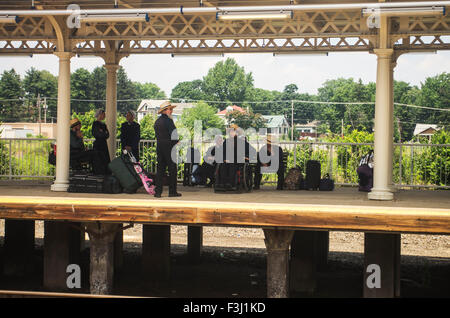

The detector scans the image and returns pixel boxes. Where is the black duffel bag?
[103,174,123,194]
[319,173,335,191]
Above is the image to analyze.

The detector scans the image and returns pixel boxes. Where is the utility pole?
[37,93,41,136]
[43,97,47,124]
[291,100,294,141]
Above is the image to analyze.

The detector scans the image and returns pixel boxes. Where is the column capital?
[373,48,394,58]
[104,63,120,72]
[53,51,75,60]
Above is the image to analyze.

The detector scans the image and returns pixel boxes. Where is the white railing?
[0,138,448,189]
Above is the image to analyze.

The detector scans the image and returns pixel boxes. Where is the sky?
[0,50,449,98]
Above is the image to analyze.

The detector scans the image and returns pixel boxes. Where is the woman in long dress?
[91,109,111,168]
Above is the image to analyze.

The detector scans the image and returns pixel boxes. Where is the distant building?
[295,120,320,139]
[0,122,57,138]
[261,115,290,136]
[217,105,248,126]
[413,124,440,142]
[136,99,195,123]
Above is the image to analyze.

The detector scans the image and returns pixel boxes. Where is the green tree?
[135,82,166,100]
[23,68,58,122]
[179,101,224,134]
[89,66,107,110]
[117,66,138,115]
[0,69,25,122]
[171,79,205,102]
[416,72,450,127]
[202,58,254,108]
[71,68,93,113]
[225,110,266,131]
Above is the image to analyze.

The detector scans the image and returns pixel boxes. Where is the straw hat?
[266,135,273,144]
[70,118,81,128]
[229,123,239,130]
[158,101,176,114]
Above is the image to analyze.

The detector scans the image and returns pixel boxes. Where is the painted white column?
[104,63,119,160]
[368,48,394,201]
[388,60,397,193]
[51,52,73,192]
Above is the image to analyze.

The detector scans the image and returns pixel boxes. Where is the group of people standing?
[69,101,285,198]
[69,109,141,176]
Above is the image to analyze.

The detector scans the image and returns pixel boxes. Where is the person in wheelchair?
[70,118,107,175]
[254,135,285,190]
[215,124,255,191]
[194,135,223,187]
[183,146,203,186]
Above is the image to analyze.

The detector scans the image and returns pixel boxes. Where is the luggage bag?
[68,173,104,193]
[305,160,321,190]
[108,155,141,194]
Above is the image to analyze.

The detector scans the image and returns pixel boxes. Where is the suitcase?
[305,160,321,190]
[68,173,104,193]
[108,155,141,194]
[103,175,123,194]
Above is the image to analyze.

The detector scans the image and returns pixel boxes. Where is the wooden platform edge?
[0,196,449,235]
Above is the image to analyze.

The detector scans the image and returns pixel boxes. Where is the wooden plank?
[0,196,449,234]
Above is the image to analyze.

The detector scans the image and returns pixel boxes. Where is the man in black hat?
[153,101,181,198]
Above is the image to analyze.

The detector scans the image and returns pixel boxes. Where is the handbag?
[319,173,335,191]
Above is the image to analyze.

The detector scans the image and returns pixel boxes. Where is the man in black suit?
[254,135,285,190]
[153,101,181,198]
[120,110,141,161]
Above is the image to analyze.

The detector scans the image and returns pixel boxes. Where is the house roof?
[262,115,289,128]
[217,105,246,115]
[413,124,439,136]
[136,99,168,112]
[295,120,320,128]
[136,99,195,116]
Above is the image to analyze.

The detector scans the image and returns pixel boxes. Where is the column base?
[51,181,69,192]
[388,185,398,193]
[368,188,394,201]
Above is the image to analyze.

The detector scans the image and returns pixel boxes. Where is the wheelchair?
[213,162,253,193]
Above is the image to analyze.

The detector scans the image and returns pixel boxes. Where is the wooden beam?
[290,230,329,295]
[3,220,35,276]
[142,225,171,282]
[187,226,203,264]
[0,196,449,234]
[363,233,401,298]
[43,221,81,291]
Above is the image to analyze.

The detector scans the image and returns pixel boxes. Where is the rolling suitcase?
[68,173,104,193]
[305,160,321,190]
[108,155,141,194]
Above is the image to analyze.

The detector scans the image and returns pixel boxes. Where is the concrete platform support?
[85,223,120,295]
[187,226,203,264]
[263,229,294,298]
[3,220,35,276]
[363,233,401,298]
[51,52,73,192]
[44,221,81,291]
[142,225,171,282]
[290,230,329,294]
